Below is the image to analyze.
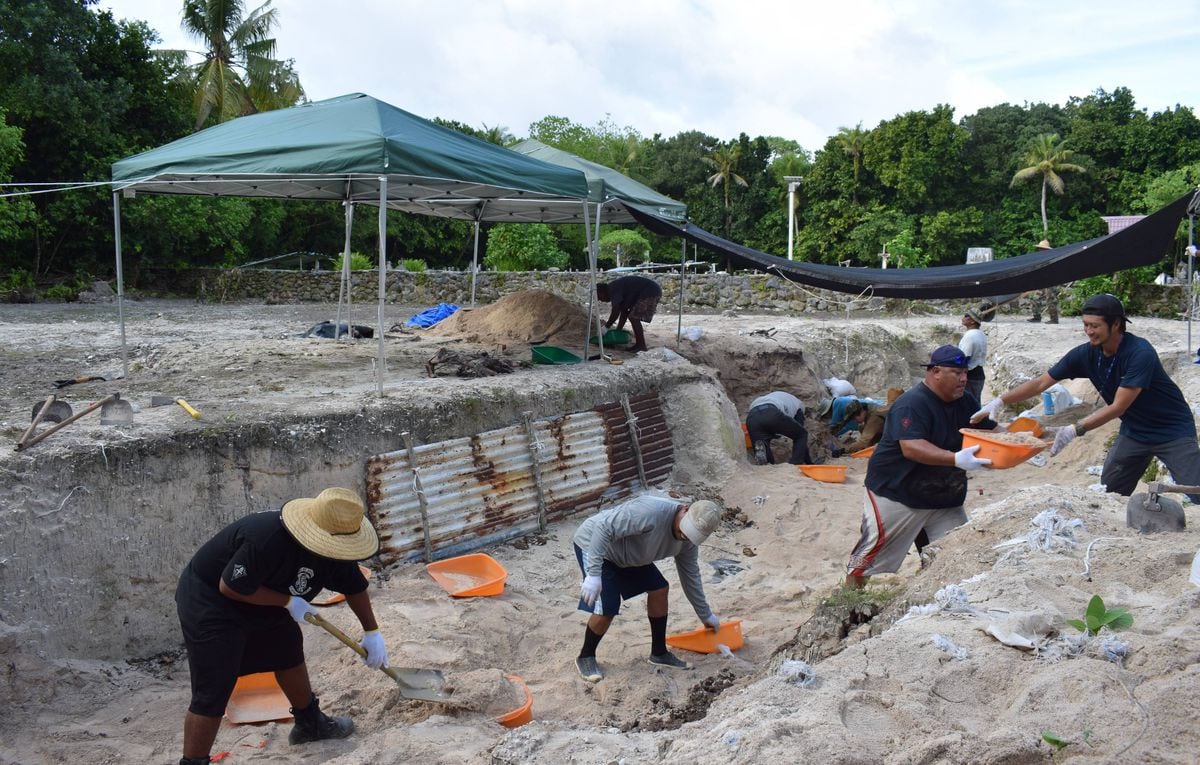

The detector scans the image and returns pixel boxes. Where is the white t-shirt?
[958,328,987,371]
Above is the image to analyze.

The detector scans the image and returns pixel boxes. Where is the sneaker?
[1026,316,1041,323]
[753,441,768,465]
[648,651,692,670]
[1047,318,1059,324]
[575,656,603,682]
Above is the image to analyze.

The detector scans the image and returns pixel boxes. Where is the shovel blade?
[1126,492,1187,533]
[99,396,134,425]
[384,666,453,702]
[33,399,73,424]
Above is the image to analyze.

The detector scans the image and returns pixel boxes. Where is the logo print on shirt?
[231,564,247,580]
[900,416,912,429]
[289,566,315,596]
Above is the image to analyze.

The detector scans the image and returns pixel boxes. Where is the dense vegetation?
[2,0,1199,297]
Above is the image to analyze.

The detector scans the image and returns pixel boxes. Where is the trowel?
[304,613,454,704]
[1125,481,1195,533]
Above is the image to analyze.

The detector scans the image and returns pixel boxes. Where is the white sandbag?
[822,377,856,397]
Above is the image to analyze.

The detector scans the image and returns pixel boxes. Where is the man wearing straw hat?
[175,488,385,765]
[573,494,722,682]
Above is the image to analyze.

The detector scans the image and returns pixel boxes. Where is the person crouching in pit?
[572,494,722,682]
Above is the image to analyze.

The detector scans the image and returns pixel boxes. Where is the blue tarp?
[406,303,460,328]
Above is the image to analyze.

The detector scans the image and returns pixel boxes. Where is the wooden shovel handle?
[17,395,55,450]
[306,612,412,685]
[1147,482,1200,495]
[17,394,116,451]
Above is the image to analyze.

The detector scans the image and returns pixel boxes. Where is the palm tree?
[836,123,868,203]
[703,144,748,239]
[1010,133,1086,234]
[178,0,304,130]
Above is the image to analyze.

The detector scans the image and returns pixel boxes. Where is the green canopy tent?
[510,139,690,354]
[111,93,592,393]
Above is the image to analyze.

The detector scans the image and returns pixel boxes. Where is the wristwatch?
[1074,423,1087,437]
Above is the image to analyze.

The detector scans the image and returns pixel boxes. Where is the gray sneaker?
[753,441,768,465]
[648,651,692,670]
[575,656,603,682]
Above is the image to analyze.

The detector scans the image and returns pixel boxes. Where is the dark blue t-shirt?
[1047,333,1195,443]
[606,275,661,309]
[865,383,991,509]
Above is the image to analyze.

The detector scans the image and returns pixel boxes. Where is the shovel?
[17,394,129,451]
[1125,481,1196,533]
[150,395,202,419]
[16,395,67,450]
[304,613,453,703]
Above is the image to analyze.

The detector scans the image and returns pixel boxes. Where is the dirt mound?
[431,290,592,347]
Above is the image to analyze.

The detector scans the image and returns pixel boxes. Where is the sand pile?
[431,290,592,347]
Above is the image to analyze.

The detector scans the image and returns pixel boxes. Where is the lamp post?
[784,176,802,260]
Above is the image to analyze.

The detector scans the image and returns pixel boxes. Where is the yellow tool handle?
[175,399,202,419]
[305,612,410,685]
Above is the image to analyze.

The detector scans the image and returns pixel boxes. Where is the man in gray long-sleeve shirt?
[572,494,722,682]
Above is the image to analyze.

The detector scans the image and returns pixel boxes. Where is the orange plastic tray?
[312,565,372,606]
[960,428,1048,469]
[798,464,847,483]
[1008,416,1045,438]
[496,675,533,727]
[849,445,875,458]
[225,672,292,724]
[666,619,744,654]
[426,553,507,597]
[741,422,752,449]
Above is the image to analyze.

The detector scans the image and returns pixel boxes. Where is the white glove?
[971,397,1003,424]
[580,575,602,607]
[286,595,318,625]
[359,629,389,669]
[702,613,721,631]
[1050,425,1077,456]
[953,444,991,471]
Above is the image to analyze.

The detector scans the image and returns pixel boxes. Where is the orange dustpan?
[665,619,744,654]
[225,672,292,724]
[426,553,507,597]
[495,675,533,728]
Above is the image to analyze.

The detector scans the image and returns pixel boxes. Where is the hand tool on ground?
[1125,481,1195,532]
[32,396,74,424]
[17,393,128,451]
[149,395,202,419]
[17,395,61,450]
[304,613,454,703]
[99,393,134,425]
[52,370,123,389]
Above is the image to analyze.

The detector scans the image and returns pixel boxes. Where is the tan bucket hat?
[282,487,379,561]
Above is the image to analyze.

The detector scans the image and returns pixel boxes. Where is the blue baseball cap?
[924,344,968,369]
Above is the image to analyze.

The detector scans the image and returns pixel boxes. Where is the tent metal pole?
[593,202,605,360]
[1188,210,1195,356]
[471,220,480,307]
[376,178,387,396]
[112,192,128,378]
[582,202,601,361]
[336,201,354,340]
[677,238,686,344]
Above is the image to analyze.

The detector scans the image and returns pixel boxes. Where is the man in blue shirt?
[974,293,1200,500]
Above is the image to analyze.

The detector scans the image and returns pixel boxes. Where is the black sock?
[579,626,604,658]
[649,615,668,655]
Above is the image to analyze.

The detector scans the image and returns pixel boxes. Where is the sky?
[97,0,1200,153]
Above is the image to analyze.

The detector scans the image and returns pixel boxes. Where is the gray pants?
[1102,434,1200,503]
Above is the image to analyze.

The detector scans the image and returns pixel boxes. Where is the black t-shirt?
[607,275,662,309]
[865,383,993,509]
[176,510,369,628]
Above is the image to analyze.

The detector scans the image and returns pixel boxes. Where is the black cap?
[1081,293,1127,321]
[923,344,968,369]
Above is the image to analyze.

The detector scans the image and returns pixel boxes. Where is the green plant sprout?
[1042,731,1070,751]
[1066,594,1133,634]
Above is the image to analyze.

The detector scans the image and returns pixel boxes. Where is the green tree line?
[2,0,1199,293]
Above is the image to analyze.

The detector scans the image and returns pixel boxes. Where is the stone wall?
[133,267,1191,318]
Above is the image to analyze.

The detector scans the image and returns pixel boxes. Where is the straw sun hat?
[282,487,380,561]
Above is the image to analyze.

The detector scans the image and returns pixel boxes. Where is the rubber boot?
[180,758,211,765]
[288,694,354,745]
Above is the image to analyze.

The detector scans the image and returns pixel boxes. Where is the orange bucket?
[495,675,533,727]
[798,464,847,483]
[666,619,744,654]
[959,428,1048,469]
[225,672,292,724]
[426,553,507,597]
[312,565,372,606]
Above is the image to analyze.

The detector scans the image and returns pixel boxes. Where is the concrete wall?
[133,267,1192,319]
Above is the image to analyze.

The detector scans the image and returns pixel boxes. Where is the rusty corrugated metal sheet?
[366,392,673,562]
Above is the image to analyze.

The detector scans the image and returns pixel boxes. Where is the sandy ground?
[1,296,1199,764]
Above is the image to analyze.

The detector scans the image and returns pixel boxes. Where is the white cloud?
[98,0,1200,151]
